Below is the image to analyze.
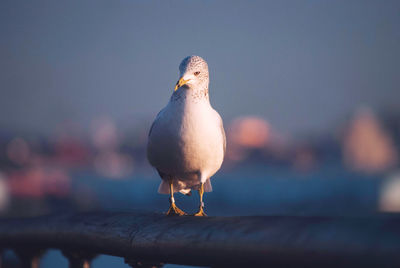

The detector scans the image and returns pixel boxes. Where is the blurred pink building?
[342,107,398,173]
[226,116,271,162]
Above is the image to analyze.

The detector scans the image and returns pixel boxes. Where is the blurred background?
[1,0,400,267]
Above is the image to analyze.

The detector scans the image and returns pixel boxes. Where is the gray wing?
[219,115,226,157]
[148,108,165,137]
[212,109,226,158]
[148,121,156,138]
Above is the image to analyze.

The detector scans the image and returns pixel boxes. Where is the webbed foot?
[193,206,207,217]
[166,202,186,216]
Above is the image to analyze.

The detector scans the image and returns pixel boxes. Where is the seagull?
[147,55,226,216]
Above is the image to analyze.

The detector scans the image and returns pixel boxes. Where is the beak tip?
[174,77,189,91]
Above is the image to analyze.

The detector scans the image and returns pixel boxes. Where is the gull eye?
[194,71,200,76]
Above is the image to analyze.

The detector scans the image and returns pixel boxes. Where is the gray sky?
[1,0,399,136]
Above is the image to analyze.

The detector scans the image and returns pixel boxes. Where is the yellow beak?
[174,77,189,91]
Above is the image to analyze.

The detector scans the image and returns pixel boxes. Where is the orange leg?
[193,183,207,216]
[166,182,186,216]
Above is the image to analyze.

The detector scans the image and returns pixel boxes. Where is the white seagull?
[147,55,226,216]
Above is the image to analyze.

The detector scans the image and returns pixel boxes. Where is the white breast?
[147,91,225,184]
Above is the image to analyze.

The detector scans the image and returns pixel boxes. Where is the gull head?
[174,55,209,91]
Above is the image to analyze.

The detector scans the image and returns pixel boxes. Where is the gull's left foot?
[193,206,207,217]
[193,183,207,216]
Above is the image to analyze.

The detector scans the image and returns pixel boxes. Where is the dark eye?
[194,71,200,76]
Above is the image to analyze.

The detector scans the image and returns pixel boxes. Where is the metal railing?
[1,212,400,267]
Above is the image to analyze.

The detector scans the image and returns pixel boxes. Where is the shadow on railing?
[1,212,400,267]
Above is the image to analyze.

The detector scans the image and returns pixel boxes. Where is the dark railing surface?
[1,212,400,267]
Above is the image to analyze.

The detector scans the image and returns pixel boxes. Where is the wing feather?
[148,108,165,137]
[214,110,226,158]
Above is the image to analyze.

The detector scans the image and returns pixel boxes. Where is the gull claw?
[166,203,186,216]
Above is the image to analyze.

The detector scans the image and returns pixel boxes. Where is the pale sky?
[1,0,399,136]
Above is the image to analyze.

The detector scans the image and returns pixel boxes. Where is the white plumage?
[147,56,225,197]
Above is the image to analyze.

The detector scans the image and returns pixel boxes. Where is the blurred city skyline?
[1,0,400,136]
[2,4,400,266]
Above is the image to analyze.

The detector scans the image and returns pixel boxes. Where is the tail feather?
[204,178,212,192]
[158,180,191,194]
[157,178,213,194]
[179,188,191,195]
[157,180,170,194]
